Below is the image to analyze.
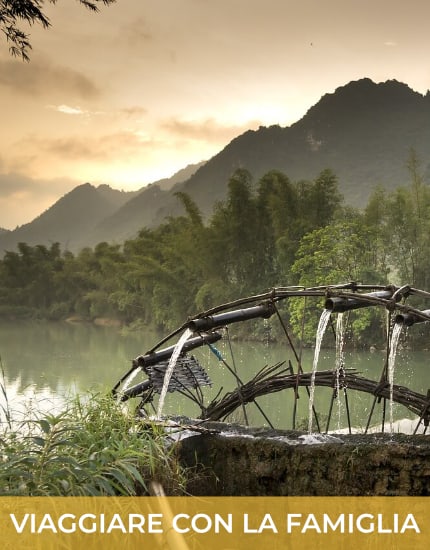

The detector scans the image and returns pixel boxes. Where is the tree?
[208,169,261,296]
[289,216,388,345]
[1,0,116,60]
[0,241,65,315]
[308,168,343,228]
[255,170,298,284]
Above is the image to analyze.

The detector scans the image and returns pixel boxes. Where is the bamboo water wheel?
[112,283,430,434]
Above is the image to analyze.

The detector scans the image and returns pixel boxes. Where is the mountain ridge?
[0,183,134,253]
[1,78,429,254]
[175,78,430,211]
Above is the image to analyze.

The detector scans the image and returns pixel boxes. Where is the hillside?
[176,78,430,212]
[152,161,206,191]
[85,161,206,246]
[0,183,137,254]
[1,78,430,254]
[0,163,205,254]
[90,78,430,247]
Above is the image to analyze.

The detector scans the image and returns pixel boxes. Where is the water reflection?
[0,321,159,415]
[1,321,430,432]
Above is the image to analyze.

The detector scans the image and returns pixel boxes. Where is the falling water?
[263,318,271,348]
[116,367,142,403]
[156,328,193,419]
[335,312,345,430]
[387,322,403,432]
[308,309,332,433]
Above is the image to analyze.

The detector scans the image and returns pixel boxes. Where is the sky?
[1,0,430,229]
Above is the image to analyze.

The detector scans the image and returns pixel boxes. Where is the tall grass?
[0,378,188,496]
[0,359,12,430]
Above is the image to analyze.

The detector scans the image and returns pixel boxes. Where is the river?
[1,320,429,432]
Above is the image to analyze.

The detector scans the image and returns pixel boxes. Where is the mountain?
[91,79,430,245]
[152,161,206,191]
[86,184,175,246]
[0,183,137,254]
[176,78,430,212]
[0,163,205,254]
[85,161,206,246]
[1,78,430,254]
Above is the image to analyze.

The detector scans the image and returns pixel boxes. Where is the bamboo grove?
[1,159,430,347]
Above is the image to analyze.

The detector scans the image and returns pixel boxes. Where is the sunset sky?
[1,0,430,229]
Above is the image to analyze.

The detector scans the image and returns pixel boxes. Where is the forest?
[1,155,430,347]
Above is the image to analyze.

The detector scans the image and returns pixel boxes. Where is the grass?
[0,367,188,496]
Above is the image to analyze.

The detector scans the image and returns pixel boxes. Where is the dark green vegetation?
[1,154,430,348]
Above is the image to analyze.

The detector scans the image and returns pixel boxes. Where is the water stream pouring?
[335,312,346,431]
[116,331,221,402]
[117,368,141,402]
[308,309,332,433]
[385,308,430,429]
[156,328,193,419]
[388,322,403,432]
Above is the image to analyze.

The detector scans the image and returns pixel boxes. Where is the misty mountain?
[153,161,206,191]
[0,183,137,253]
[1,78,430,255]
[0,162,205,254]
[84,161,207,246]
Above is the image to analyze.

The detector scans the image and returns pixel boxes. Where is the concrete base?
[177,423,430,496]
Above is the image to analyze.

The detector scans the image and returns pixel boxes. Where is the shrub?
[0,391,187,496]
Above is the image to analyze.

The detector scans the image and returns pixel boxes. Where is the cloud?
[11,119,260,174]
[0,172,75,199]
[47,104,88,115]
[0,171,80,228]
[121,17,153,47]
[161,117,262,144]
[0,58,101,99]
[120,106,148,118]
[20,131,161,162]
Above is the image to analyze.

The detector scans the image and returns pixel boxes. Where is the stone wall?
[177,425,430,496]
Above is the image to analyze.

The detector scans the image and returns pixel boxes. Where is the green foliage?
[384,152,430,289]
[291,217,384,285]
[0,392,187,496]
[2,160,430,347]
[289,216,388,344]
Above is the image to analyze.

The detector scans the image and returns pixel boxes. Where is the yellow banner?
[0,496,428,549]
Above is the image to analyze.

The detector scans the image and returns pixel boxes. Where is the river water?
[1,320,429,432]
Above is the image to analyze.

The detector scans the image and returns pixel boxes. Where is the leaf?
[94,476,116,496]
[120,462,145,487]
[108,467,131,489]
[59,479,70,493]
[38,419,51,434]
